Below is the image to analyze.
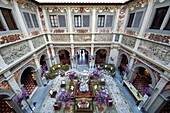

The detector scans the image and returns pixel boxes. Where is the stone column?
[46,46,52,67]
[31,69,43,87]
[33,54,43,87]
[138,0,154,38]
[55,54,60,64]
[112,8,120,42]
[71,45,74,57]
[0,55,7,70]
[116,55,122,68]
[91,7,96,42]
[67,7,73,33]
[91,44,94,56]
[13,0,29,37]
[36,7,44,33]
[42,7,50,33]
[144,77,168,111]
[134,39,141,51]
[128,69,137,81]
[50,44,57,64]
[8,76,22,94]
[7,100,23,113]
[121,7,129,33]
[128,54,136,69]
[44,57,50,71]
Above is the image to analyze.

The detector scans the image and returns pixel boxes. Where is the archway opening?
[132,67,152,96]
[160,98,170,113]
[21,67,37,96]
[95,49,107,65]
[118,54,129,76]
[58,50,70,65]
[40,54,48,72]
[77,49,89,65]
[0,100,15,113]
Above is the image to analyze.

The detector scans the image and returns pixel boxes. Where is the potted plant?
[91,70,103,79]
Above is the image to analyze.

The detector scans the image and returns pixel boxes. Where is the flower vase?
[65,104,70,111]
[98,104,104,111]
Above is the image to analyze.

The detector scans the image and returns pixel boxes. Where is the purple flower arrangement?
[13,90,28,104]
[91,70,103,79]
[41,65,47,73]
[110,56,115,61]
[124,67,131,74]
[66,71,77,79]
[58,91,74,106]
[94,91,111,106]
[143,87,151,95]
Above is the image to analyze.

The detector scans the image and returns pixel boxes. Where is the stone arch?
[130,63,156,88]
[18,64,38,87]
[0,89,14,100]
[56,48,71,65]
[56,48,71,55]
[39,52,48,64]
[94,48,109,64]
[39,52,50,71]
[76,48,90,56]
[117,51,130,67]
[94,48,109,55]
[162,90,170,99]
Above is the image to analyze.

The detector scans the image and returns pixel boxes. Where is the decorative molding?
[50,29,67,33]
[17,0,36,10]
[97,29,112,33]
[0,34,24,44]
[96,6,118,13]
[0,81,11,90]
[1,0,11,4]
[73,35,92,42]
[128,0,148,11]
[0,41,31,64]
[74,29,90,33]
[71,7,93,13]
[74,44,91,46]
[117,6,126,32]
[144,33,170,44]
[38,7,47,32]
[32,36,46,49]
[44,7,67,12]
[51,34,70,42]
[94,34,113,42]
[121,36,136,48]
[138,40,170,65]
[125,29,139,36]
[29,30,41,36]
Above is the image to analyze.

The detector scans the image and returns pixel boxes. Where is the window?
[133,11,143,27]
[49,15,66,27]
[49,15,58,27]
[31,14,39,28]
[106,15,113,27]
[74,15,90,28]
[150,6,169,29]
[58,15,66,27]
[97,15,114,27]
[23,12,33,28]
[1,8,18,30]
[97,15,105,27]
[164,17,170,30]
[83,15,90,27]
[74,15,81,27]
[0,19,5,31]
[127,13,135,27]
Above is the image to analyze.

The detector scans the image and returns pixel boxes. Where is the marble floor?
[26,68,142,113]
